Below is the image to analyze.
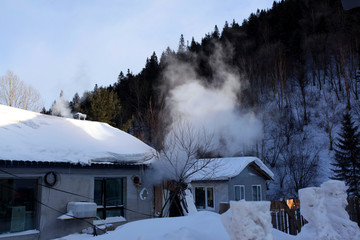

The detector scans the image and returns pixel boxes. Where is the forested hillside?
[50,0,360,199]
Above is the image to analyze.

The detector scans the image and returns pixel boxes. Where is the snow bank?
[89,211,227,240]
[298,180,360,240]
[53,181,360,240]
[221,201,273,240]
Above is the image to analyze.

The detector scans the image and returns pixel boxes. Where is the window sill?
[93,216,127,225]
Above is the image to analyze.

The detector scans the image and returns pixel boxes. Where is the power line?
[0,181,107,235]
[0,168,154,219]
[123,207,153,217]
[0,168,93,200]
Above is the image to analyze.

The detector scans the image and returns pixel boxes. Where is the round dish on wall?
[44,171,58,187]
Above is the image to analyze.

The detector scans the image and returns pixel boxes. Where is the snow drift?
[221,201,273,240]
[298,180,360,240]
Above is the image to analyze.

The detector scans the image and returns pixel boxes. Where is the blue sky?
[0,0,275,108]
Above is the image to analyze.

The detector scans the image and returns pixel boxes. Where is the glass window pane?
[105,178,123,206]
[94,178,125,219]
[234,186,240,201]
[106,208,124,218]
[0,179,36,234]
[96,209,104,220]
[207,188,214,208]
[240,186,245,200]
[252,186,257,201]
[252,185,261,201]
[94,179,103,206]
[195,187,205,209]
[257,186,261,201]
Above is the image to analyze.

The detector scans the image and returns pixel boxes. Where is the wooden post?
[284,211,288,233]
[281,200,302,233]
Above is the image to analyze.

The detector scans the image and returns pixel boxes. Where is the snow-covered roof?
[0,105,156,165]
[189,157,274,181]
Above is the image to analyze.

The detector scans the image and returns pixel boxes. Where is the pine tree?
[332,112,360,198]
[212,25,220,39]
[89,87,121,126]
[178,34,186,53]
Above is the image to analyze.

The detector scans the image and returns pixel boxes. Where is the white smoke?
[162,48,263,156]
[51,91,72,118]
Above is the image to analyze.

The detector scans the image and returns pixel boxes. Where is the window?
[234,185,245,201]
[194,187,214,209]
[94,178,125,219]
[252,185,262,201]
[0,179,37,234]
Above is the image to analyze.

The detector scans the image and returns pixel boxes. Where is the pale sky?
[0,0,275,108]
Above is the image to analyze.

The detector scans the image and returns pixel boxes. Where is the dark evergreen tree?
[212,25,220,39]
[89,87,121,126]
[69,92,81,113]
[40,107,51,115]
[188,37,201,53]
[332,112,360,198]
[178,34,186,53]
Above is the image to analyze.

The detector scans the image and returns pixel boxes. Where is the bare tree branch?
[0,70,42,111]
[156,121,216,216]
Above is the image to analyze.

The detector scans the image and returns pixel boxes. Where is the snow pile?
[184,189,198,215]
[298,180,360,240]
[54,211,228,240]
[52,182,360,240]
[221,201,273,240]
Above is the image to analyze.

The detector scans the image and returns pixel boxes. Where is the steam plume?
[51,90,72,118]
[162,47,263,156]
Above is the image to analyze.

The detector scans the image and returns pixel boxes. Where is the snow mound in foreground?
[221,201,273,240]
[93,211,227,240]
[298,180,360,240]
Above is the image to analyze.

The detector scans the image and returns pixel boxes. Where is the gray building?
[0,105,156,240]
[190,157,274,213]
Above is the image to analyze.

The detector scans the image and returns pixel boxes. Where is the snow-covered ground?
[53,180,360,240]
[53,211,291,240]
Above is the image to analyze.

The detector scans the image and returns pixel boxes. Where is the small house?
[0,105,156,240]
[189,157,274,213]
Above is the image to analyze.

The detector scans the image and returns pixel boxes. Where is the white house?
[189,157,274,213]
[0,105,156,240]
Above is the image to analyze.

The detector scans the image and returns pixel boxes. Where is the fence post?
[281,200,302,233]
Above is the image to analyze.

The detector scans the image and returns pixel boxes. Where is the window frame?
[234,185,245,201]
[94,177,125,220]
[194,186,215,210]
[252,184,262,201]
[0,178,38,234]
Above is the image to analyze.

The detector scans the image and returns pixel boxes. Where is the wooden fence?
[346,197,360,227]
[270,200,306,235]
[271,198,360,235]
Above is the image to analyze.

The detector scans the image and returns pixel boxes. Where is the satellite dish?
[44,171,57,187]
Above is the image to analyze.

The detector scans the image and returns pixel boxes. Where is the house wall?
[190,181,228,213]
[190,166,268,214]
[228,166,267,202]
[0,165,153,240]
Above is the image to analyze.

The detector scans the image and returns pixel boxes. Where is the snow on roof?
[189,157,274,181]
[0,105,156,165]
